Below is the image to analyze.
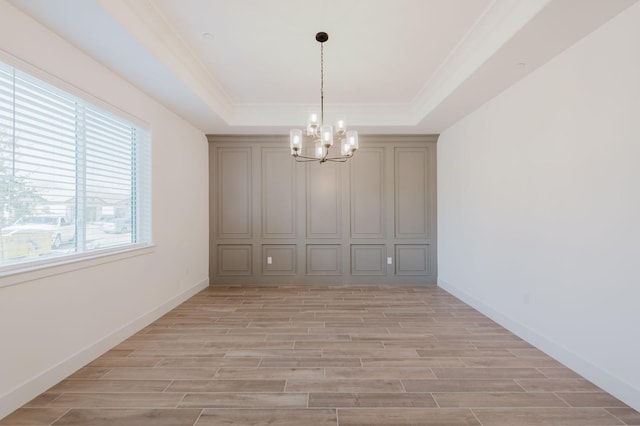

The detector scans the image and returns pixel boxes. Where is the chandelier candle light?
[290,32,358,163]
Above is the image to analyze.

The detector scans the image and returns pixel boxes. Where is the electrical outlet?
[387,257,393,265]
[267,256,273,265]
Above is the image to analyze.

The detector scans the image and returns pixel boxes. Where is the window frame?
[0,51,153,285]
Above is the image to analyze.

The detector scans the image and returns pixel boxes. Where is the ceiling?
[7,0,638,135]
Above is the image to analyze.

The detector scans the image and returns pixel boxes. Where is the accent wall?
[208,135,437,285]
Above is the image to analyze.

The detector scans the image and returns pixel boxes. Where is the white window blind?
[0,60,151,271]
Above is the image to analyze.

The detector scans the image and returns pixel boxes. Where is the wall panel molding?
[351,148,385,239]
[217,244,252,276]
[306,161,341,238]
[395,244,430,276]
[262,244,296,276]
[261,147,296,239]
[351,244,386,276]
[306,244,342,275]
[217,147,252,239]
[395,147,430,239]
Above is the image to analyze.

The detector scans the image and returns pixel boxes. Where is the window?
[0,59,151,272]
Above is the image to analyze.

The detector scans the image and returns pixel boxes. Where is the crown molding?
[96,0,234,122]
[225,1,552,129]
[93,0,628,135]
[410,0,551,122]
[97,0,553,130]
[231,103,417,127]
[207,134,439,145]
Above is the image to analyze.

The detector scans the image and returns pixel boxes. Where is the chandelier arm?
[293,154,350,163]
[323,156,350,163]
[293,154,327,162]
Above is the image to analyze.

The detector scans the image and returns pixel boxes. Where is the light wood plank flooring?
[3,285,639,425]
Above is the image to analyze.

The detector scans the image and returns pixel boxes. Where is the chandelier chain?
[320,42,324,126]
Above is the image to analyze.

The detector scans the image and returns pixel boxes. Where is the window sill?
[0,244,156,289]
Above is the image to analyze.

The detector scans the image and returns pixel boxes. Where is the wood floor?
[3,285,639,425]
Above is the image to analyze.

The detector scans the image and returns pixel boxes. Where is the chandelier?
[289,32,358,163]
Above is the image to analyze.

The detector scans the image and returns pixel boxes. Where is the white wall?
[0,1,209,418]
[438,2,640,410]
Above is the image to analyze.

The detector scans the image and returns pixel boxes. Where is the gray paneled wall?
[208,135,437,285]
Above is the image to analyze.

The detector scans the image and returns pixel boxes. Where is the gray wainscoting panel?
[306,161,341,238]
[217,147,252,239]
[208,135,437,285]
[351,148,384,238]
[262,147,296,238]
[351,244,386,276]
[395,147,429,239]
[395,244,430,276]
[307,244,342,275]
[262,244,296,276]
[218,244,253,276]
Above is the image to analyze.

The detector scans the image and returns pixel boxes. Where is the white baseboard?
[438,278,640,412]
[0,277,209,420]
